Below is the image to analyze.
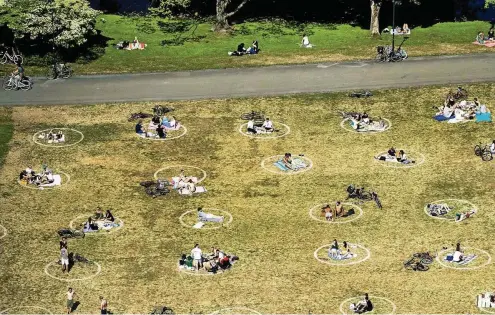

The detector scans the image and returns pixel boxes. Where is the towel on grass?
[39,174,62,187]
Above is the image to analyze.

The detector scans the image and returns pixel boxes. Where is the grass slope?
[1,18,493,76]
[1,85,495,313]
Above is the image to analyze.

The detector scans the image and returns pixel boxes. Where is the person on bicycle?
[12,61,24,89]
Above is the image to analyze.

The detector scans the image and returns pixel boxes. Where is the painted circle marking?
[18,171,70,190]
[309,203,363,224]
[261,155,313,175]
[340,117,392,133]
[238,122,291,139]
[44,260,102,282]
[424,199,478,222]
[33,128,84,148]
[179,208,233,230]
[436,246,491,270]
[314,243,371,266]
[339,296,397,315]
[374,151,426,168]
[69,214,124,235]
[0,224,6,240]
[0,306,53,314]
[154,165,207,183]
[209,307,262,315]
[137,125,187,141]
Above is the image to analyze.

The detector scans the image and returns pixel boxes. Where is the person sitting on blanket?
[328,239,339,258]
[161,116,178,129]
[246,40,259,54]
[489,27,495,41]
[361,112,370,124]
[151,116,161,126]
[453,243,464,262]
[350,294,373,314]
[477,31,485,45]
[282,153,294,169]
[229,43,247,56]
[105,210,115,222]
[321,204,333,221]
[94,207,105,220]
[83,217,99,233]
[262,118,274,132]
[335,201,346,218]
[301,33,313,48]
[42,170,55,184]
[403,23,410,33]
[247,119,257,134]
[135,120,145,135]
[156,124,166,139]
[397,150,415,164]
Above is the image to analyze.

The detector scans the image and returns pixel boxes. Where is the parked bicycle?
[46,63,73,80]
[404,251,435,271]
[349,91,373,98]
[346,184,383,209]
[241,111,264,121]
[376,37,408,62]
[0,46,23,65]
[153,104,174,116]
[446,86,468,101]
[474,142,493,161]
[3,74,32,91]
[57,228,85,239]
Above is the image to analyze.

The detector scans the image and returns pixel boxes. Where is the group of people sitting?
[179,244,239,274]
[349,294,374,314]
[475,27,495,45]
[135,115,180,139]
[327,239,355,261]
[116,37,147,50]
[79,207,118,233]
[347,112,387,132]
[193,207,224,228]
[19,164,58,187]
[477,292,495,308]
[383,23,410,35]
[426,203,476,222]
[228,40,259,56]
[444,242,477,265]
[321,202,354,221]
[170,169,207,195]
[38,130,65,144]
[246,118,275,134]
[434,97,491,123]
[274,153,308,172]
[375,147,415,164]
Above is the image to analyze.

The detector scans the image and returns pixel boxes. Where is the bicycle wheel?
[420,256,433,265]
[474,145,482,157]
[482,150,493,161]
[46,67,57,80]
[73,230,85,239]
[19,80,32,91]
[403,257,415,269]
[0,54,7,65]
[414,263,429,271]
[3,77,15,91]
[60,66,72,79]
[374,196,383,209]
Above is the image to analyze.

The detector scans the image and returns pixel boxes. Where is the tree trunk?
[215,0,231,30]
[370,1,381,36]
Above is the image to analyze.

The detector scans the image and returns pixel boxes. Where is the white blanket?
[179,186,207,195]
[39,174,61,187]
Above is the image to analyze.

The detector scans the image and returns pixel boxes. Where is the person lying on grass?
[198,207,224,223]
[328,239,354,260]
[229,40,260,56]
[350,293,373,314]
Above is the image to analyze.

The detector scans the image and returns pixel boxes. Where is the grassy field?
[1,84,495,313]
[1,17,494,76]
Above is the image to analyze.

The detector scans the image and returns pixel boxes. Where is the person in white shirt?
[301,34,312,48]
[45,172,54,184]
[25,166,35,176]
[191,244,203,270]
[453,250,463,262]
[490,140,495,154]
[262,118,273,132]
[247,119,256,134]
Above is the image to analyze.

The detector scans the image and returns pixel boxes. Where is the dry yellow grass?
[1,85,495,314]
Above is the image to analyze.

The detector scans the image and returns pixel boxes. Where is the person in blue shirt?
[135,120,145,134]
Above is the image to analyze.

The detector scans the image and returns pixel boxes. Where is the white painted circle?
[209,307,262,315]
[0,306,53,314]
[309,203,363,224]
[18,171,70,190]
[0,224,6,240]
[69,214,124,235]
[33,128,84,148]
[261,155,313,175]
[44,260,102,282]
[424,199,478,222]
[179,264,234,276]
[340,117,392,133]
[137,125,187,141]
[314,243,371,266]
[339,296,397,315]
[179,208,233,229]
[154,165,207,183]
[374,151,426,168]
[436,246,491,270]
[238,122,290,139]
[479,306,495,314]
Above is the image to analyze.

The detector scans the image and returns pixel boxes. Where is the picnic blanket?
[164,123,181,131]
[473,41,495,48]
[96,221,120,230]
[444,253,477,265]
[178,186,207,196]
[476,112,492,122]
[193,222,205,229]
[274,158,307,172]
[39,174,62,187]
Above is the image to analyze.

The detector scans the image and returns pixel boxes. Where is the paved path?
[1,54,495,106]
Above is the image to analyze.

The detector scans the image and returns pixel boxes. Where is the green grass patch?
[1,85,495,313]
[0,108,13,168]
[1,18,493,76]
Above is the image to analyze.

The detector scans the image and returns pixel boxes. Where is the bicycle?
[413,252,435,265]
[446,86,468,101]
[346,185,383,209]
[349,91,373,98]
[153,105,174,116]
[376,37,408,62]
[474,143,493,161]
[403,257,429,271]
[3,74,32,91]
[46,63,73,80]
[0,47,23,65]
[128,112,153,122]
[241,111,264,121]
[57,228,85,239]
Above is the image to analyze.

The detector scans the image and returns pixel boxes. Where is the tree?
[149,0,191,15]
[215,0,250,30]
[0,0,99,48]
[369,0,420,36]
[486,0,495,7]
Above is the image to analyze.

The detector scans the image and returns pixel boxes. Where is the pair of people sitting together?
[321,202,351,221]
[82,207,116,233]
[38,130,65,143]
[375,147,415,164]
[229,40,259,56]
[328,239,354,260]
[247,118,274,134]
[348,112,386,132]
[19,165,55,186]
[476,28,495,44]
[171,169,207,195]
[350,294,374,314]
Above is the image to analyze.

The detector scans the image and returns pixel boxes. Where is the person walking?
[61,247,69,273]
[99,296,108,314]
[66,288,77,314]
[191,244,203,271]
